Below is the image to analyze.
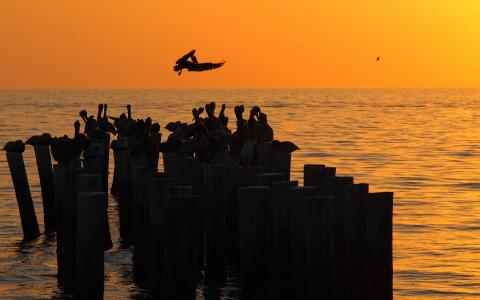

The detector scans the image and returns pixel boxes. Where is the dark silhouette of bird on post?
[174,50,225,75]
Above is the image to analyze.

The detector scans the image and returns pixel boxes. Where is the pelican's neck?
[103,104,107,119]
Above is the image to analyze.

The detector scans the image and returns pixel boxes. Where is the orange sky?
[1,0,480,89]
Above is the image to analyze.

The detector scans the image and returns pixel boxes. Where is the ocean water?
[0,89,479,299]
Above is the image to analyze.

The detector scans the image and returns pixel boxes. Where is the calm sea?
[0,89,479,299]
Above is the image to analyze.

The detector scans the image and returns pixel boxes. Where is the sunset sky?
[1,0,480,89]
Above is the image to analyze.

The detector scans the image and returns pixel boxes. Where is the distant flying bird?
[174,49,225,76]
[377,56,380,61]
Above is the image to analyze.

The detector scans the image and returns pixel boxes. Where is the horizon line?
[1,87,480,91]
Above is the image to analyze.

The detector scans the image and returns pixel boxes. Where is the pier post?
[32,143,56,233]
[289,186,319,299]
[163,195,200,299]
[83,149,113,251]
[304,195,335,299]
[203,164,227,284]
[269,180,298,299]
[303,164,336,194]
[53,163,77,284]
[238,186,270,296]
[327,176,354,299]
[344,183,369,299]
[75,191,105,298]
[163,152,185,184]
[131,158,149,285]
[148,173,175,295]
[367,192,394,300]
[111,139,131,240]
[267,150,291,180]
[111,138,128,195]
[224,155,241,268]
[4,143,40,241]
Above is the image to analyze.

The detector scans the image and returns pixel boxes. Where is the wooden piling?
[237,186,270,296]
[254,172,286,186]
[75,191,105,298]
[224,155,241,269]
[131,161,149,285]
[163,195,200,299]
[367,192,394,300]
[203,164,227,284]
[163,152,185,184]
[111,138,129,195]
[83,150,113,251]
[32,144,56,233]
[148,173,175,295]
[171,185,193,196]
[111,139,131,240]
[327,176,354,299]
[181,157,206,279]
[344,183,369,299]
[267,150,291,180]
[303,164,336,194]
[290,186,319,299]
[5,147,40,240]
[53,163,77,284]
[269,180,298,299]
[304,195,336,299]
[228,165,267,270]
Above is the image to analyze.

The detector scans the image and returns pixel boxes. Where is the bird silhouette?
[377,56,380,61]
[3,140,25,152]
[269,140,300,154]
[174,50,225,76]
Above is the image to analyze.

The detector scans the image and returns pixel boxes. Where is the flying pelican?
[174,50,225,75]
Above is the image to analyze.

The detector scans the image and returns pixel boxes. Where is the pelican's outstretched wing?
[191,55,198,64]
[176,49,196,64]
[188,61,225,72]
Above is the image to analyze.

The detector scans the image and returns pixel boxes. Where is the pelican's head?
[173,65,182,72]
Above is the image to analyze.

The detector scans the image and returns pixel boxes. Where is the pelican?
[173,50,225,76]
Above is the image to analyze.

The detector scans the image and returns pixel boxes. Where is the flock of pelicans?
[3,103,299,167]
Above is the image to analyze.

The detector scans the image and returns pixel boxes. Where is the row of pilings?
[4,135,392,299]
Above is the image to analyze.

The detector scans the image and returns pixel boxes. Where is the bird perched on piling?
[25,133,52,146]
[173,50,225,76]
[99,104,117,135]
[50,121,90,166]
[269,140,300,154]
[2,140,25,153]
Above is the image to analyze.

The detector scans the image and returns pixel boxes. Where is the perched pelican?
[270,140,300,154]
[99,104,117,135]
[219,104,228,127]
[3,140,25,152]
[257,113,273,143]
[26,133,52,146]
